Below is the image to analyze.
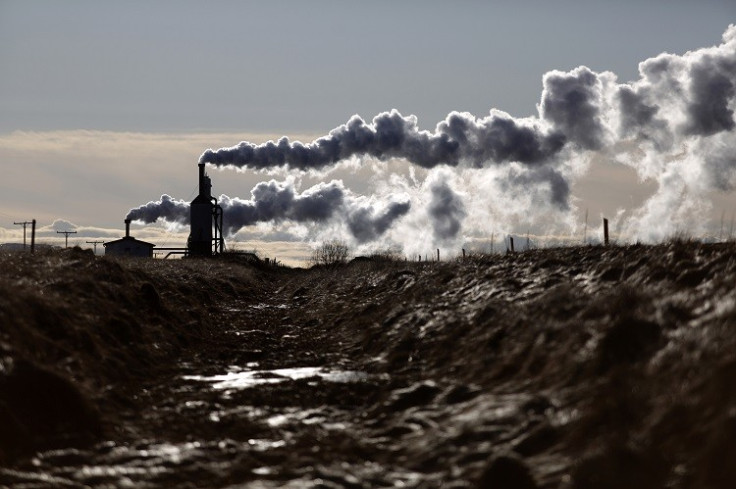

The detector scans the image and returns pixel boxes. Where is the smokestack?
[198,163,206,195]
[125,218,131,237]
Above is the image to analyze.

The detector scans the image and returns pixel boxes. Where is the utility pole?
[13,220,32,250]
[57,230,77,248]
[86,240,104,254]
[30,220,36,253]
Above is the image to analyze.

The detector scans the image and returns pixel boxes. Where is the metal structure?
[187,163,224,257]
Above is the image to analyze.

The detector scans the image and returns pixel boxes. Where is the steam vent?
[188,163,224,257]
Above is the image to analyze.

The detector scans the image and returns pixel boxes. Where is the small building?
[104,219,155,257]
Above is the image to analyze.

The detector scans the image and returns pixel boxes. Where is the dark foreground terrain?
[1,242,736,488]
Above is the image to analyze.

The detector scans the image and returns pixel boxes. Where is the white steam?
[130,25,736,253]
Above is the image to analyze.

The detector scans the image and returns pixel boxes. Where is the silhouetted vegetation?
[309,239,349,267]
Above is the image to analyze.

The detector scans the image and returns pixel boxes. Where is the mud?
[1,242,736,488]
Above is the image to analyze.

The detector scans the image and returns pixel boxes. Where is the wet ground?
[2,243,736,488]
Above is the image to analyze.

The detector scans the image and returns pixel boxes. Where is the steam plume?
[428,179,466,242]
[127,194,189,224]
[133,25,736,249]
[200,109,566,171]
[347,201,412,244]
[127,180,411,242]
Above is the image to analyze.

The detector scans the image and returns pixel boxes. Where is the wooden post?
[509,236,515,253]
[86,240,104,254]
[603,218,609,246]
[462,248,466,260]
[30,219,36,254]
[57,230,77,248]
[13,221,32,250]
[437,249,440,262]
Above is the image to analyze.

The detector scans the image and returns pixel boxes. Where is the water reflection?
[184,366,368,390]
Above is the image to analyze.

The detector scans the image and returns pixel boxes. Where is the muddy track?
[3,268,408,488]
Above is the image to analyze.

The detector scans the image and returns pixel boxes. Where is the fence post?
[462,248,466,260]
[603,218,609,246]
[509,236,515,253]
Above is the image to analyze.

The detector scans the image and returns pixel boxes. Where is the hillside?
[1,243,736,488]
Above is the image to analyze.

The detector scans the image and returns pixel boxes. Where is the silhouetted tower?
[187,163,224,257]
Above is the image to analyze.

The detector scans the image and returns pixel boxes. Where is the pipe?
[198,163,205,195]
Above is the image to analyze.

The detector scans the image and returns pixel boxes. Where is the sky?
[1,0,735,264]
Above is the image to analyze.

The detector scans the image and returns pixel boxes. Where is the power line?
[86,240,104,254]
[13,220,32,250]
[57,230,77,248]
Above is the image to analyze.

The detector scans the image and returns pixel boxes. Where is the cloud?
[34,219,129,240]
[49,219,77,232]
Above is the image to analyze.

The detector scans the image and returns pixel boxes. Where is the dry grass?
[2,242,736,487]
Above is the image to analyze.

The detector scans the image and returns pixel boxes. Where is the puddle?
[247,438,288,451]
[249,303,290,310]
[184,367,368,390]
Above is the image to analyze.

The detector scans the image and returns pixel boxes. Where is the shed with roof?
[104,219,155,257]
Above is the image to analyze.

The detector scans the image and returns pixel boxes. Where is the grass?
[2,241,736,487]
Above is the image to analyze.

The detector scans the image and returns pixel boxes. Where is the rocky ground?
[1,242,736,488]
